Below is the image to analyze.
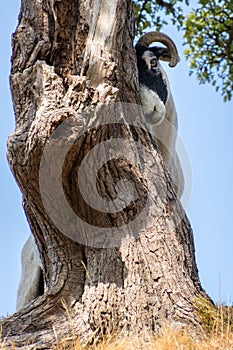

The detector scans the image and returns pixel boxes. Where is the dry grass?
[2,332,233,350]
[1,297,233,349]
[1,326,233,350]
[50,325,233,350]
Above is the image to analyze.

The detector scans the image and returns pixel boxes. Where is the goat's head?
[135,32,180,125]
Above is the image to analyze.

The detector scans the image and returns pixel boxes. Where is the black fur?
[136,46,169,104]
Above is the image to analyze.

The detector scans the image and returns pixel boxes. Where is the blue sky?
[0,1,233,317]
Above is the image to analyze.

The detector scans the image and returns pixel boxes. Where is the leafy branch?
[134,0,189,37]
[184,0,233,101]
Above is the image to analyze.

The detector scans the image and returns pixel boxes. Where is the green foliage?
[184,0,233,101]
[194,295,218,334]
[194,295,233,335]
[134,0,189,37]
[134,0,233,101]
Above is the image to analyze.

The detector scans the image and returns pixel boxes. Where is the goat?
[135,31,184,198]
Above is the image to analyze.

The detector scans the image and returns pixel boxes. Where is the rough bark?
[2,0,208,348]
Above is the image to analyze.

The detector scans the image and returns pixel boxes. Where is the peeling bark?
[2,0,209,348]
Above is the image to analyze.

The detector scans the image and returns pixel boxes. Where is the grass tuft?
[194,295,233,336]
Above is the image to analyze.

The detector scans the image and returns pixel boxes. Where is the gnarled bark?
[2,0,208,348]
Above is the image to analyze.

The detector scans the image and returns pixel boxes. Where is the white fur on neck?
[139,84,166,125]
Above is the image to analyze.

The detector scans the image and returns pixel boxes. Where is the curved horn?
[135,31,180,68]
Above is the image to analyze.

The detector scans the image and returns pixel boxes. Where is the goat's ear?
[149,46,171,62]
[156,47,171,62]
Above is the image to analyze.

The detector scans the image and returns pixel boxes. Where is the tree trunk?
[2,0,208,348]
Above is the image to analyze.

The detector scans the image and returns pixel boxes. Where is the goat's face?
[136,46,170,125]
